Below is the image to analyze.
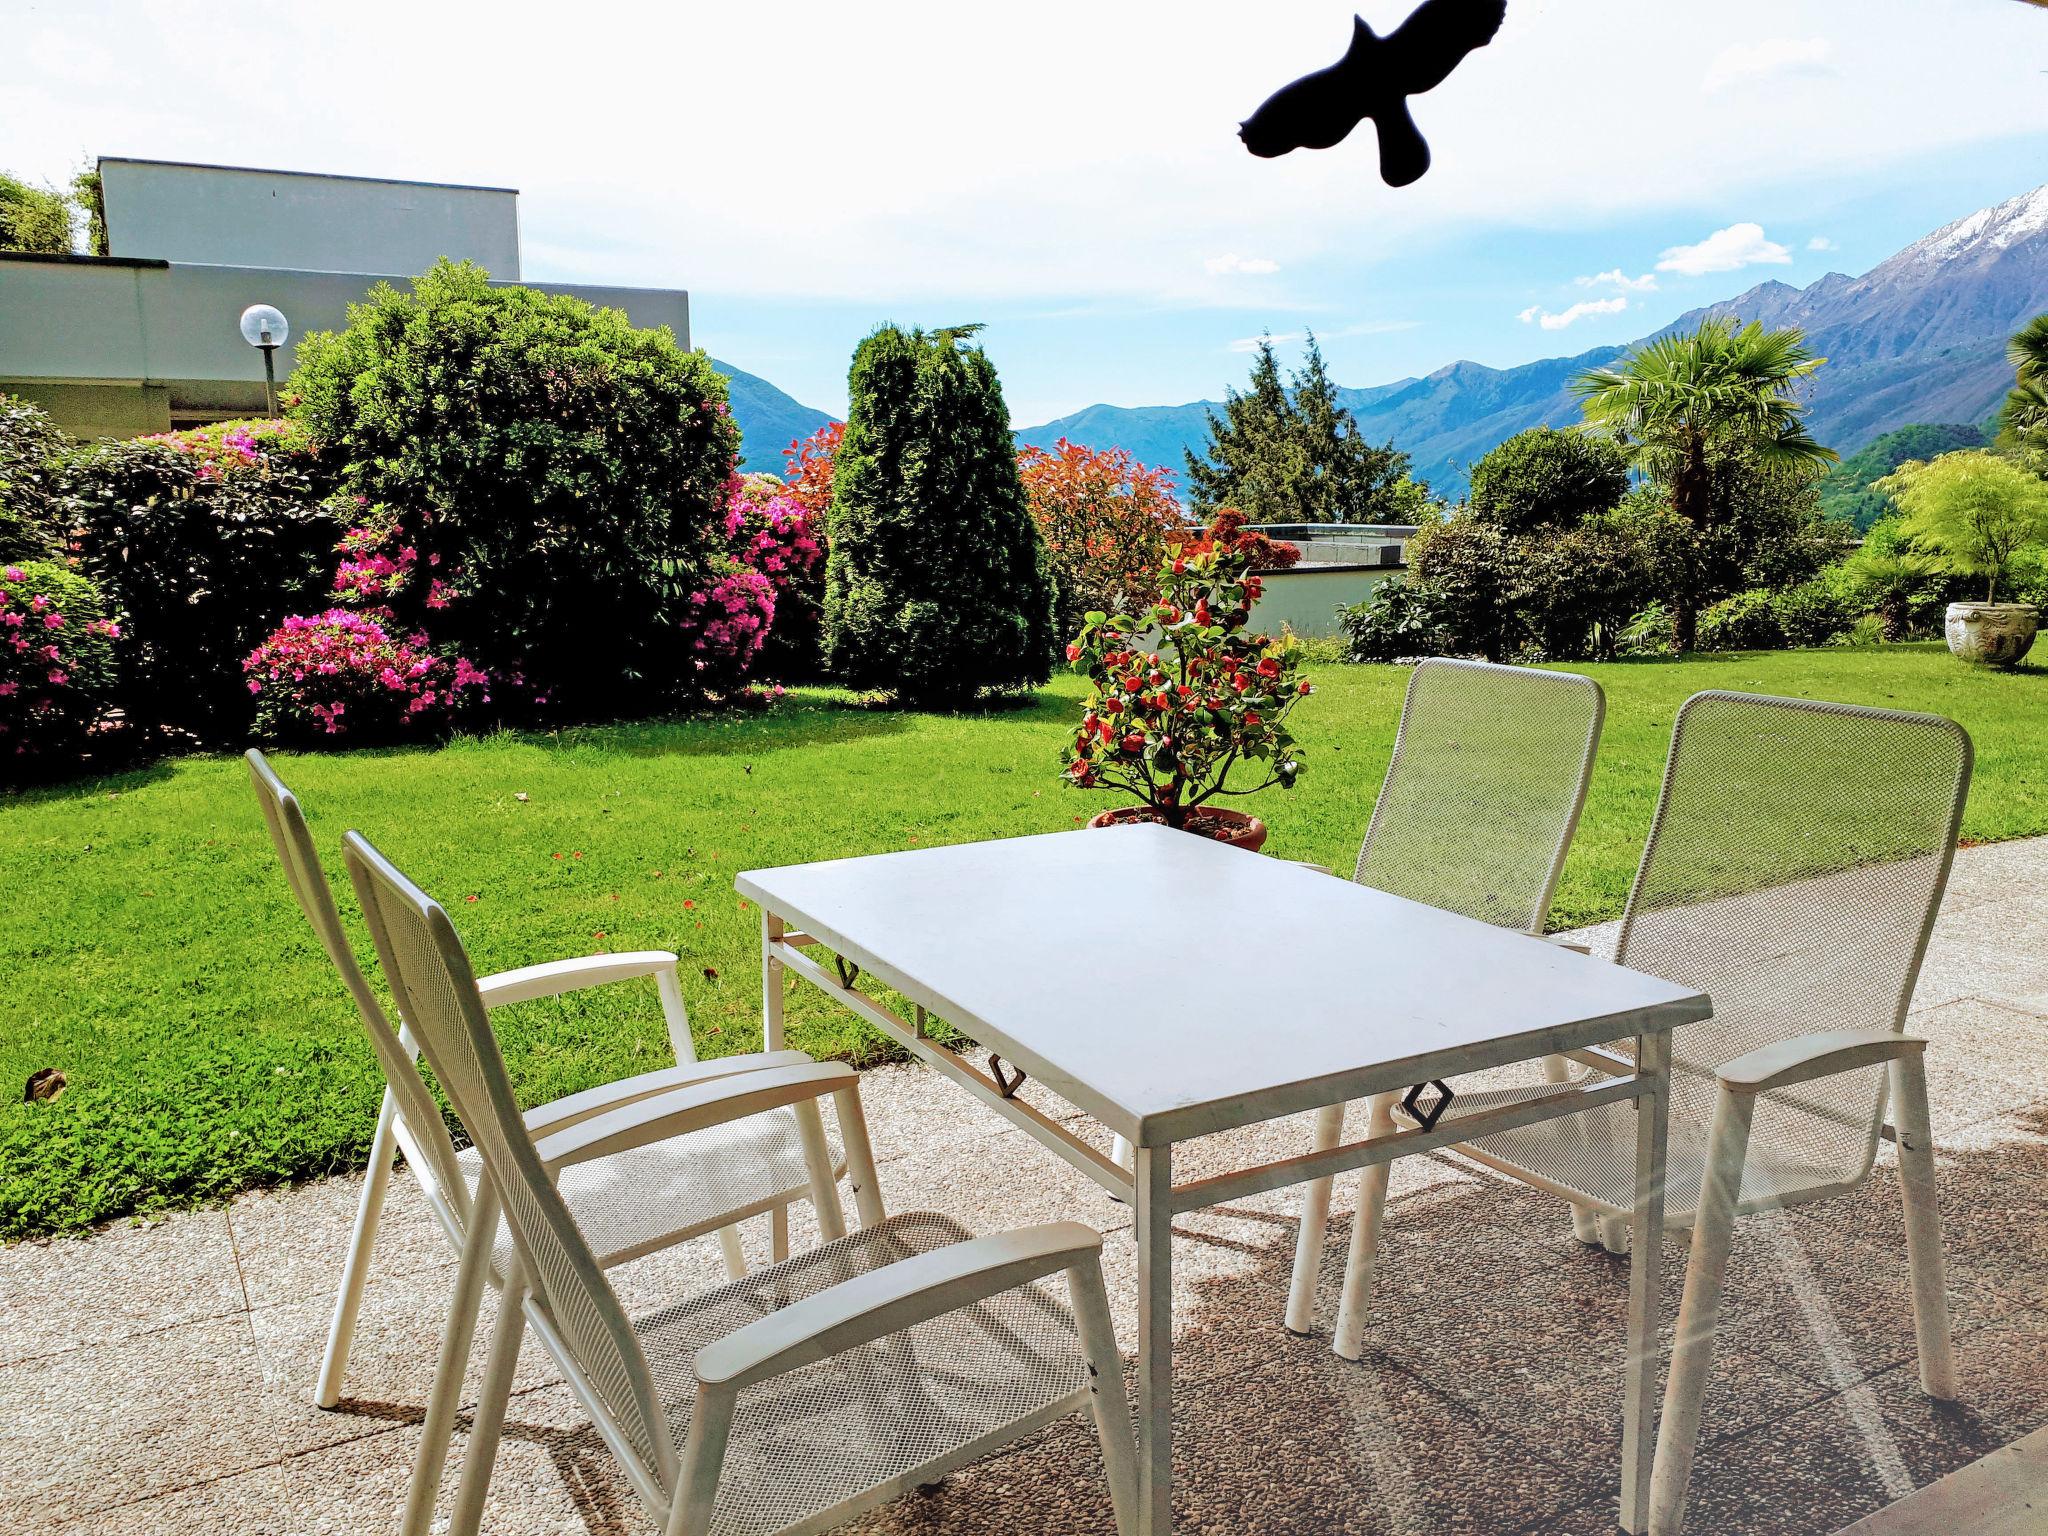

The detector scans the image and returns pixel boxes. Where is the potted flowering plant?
[1060,516,1311,851]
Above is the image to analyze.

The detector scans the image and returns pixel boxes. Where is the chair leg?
[1540,1055,1604,1246]
[1284,1103,1346,1334]
[1110,1134,1135,1176]
[668,1383,737,1536]
[1333,1092,1399,1361]
[717,1223,748,1280]
[797,1102,846,1241]
[657,963,696,1065]
[445,1275,527,1536]
[832,1082,888,1226]
[1070,1259,1140,1536]
[315,1087,399,1409]
[1647,1087,1755,1536]
[1598,1212,1632,1254]
[770,1204,790,1263]
[1890,1057,1956,1399]
[401,1185,500,1536]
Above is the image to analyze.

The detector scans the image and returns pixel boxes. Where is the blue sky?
[9,0,2047,427]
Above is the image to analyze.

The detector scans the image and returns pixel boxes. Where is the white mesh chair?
[1326,693,1970,1535]
[248,751,846,1535]
[1283,658,1606,1336]
[343,829,1139,1536]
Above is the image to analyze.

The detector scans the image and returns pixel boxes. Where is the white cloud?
[1808,235,1836,251]
[1576,268,1659,293]
[1226,332,1301,352]
[1703,37,1834,93]
[1204,253,1280,276]
[1656,222,1793,276]
[1519,296,1629,330]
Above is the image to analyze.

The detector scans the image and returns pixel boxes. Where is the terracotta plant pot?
[1944,602,2038,667]
[1086,803,1269,852]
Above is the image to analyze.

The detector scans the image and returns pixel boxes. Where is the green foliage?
[0,560,116,779]
[57,438,340,742]
[1338,575,1451,662]
[1881,449,2048,603]
[1615,603,1675,657]
[822,324,1055,705]
[9,648,2048,1235]
[0,393,70,561]
[1575,318,1837,648]
[0,172,73,253]
[1828,515,1950,641]
[1467,427,1630,536]
[70,165,106,256]
[1405,516,1524,662]
[1770,577,1855,648]
[1515,508,1660,660]
[1697,589,1783,651]
[1818,422,1987,530]
[1184,333,1419,523]
[289,260,742,717]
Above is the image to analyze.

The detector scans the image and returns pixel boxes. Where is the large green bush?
[1769,578,1854,648]
[288,260,742,717]
[0,393,68,562]
[1467,427,1630,537]
[1404,517,1525,662]
[1697,589,1783,652]
[823,325,1056,705]
[1339,575,1451,662]
[58,436,340,742]
[0,173,73,253]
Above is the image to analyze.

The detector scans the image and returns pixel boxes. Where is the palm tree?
[1574,318,1836,649]
[2003,313,2048,442]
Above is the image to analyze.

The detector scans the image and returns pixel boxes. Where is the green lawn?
[3,642,2043,1239]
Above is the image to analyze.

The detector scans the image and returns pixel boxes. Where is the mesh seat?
[457,1106,825,1275]
[633,1211,1086,1536]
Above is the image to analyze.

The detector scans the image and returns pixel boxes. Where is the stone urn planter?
[1944,602,2038,667]
[1086,804,1269,853]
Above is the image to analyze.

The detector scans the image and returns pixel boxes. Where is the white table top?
[738,823,1710,1146]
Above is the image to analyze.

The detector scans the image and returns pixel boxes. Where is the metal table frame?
[751,897,1689,1536]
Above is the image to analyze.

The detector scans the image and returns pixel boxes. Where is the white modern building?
[0,158,689,437]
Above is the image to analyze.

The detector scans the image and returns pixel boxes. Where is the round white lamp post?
[239,303,290,416]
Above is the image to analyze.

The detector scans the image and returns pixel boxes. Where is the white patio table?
[737,822,1711,1536]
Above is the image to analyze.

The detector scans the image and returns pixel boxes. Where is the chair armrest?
[521,1050,817,1137]
[532,1061,855,1172]
[1716,1029,1924,1097]
[477,951,678,1009]
[693,1221,1104,1392]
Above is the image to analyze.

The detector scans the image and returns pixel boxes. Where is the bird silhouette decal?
[1239,1,1508,186]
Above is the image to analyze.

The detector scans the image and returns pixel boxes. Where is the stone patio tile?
[1911,911,2048,1016]
[54,1425,425,1536]
[244,1262,568,1423]
[838,1352,1598,1536]
[1862,1312,2048,1465]
[0,1208,245,1366]
[225,1164,452,1312]
[1718,1210,2029,1389]
[0,1312,385,1523]
[1666,1390,1985,1536]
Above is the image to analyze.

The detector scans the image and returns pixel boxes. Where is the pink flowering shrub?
[138,418,316,480]
[0,561,118,777]
[244,609,488,744]
[683,569,777,695]
[716,475,826,682]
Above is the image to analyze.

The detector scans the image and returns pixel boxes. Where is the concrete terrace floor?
[4,838,2047,1536]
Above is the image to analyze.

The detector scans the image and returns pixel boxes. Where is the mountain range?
[715,183,2048,495]
[710,358,835,473]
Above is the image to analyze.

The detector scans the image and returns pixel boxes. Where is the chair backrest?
[1617,692,1972,1197]
[343,830,676,1493]
[1355,658,1605,935]
[245,750,469,1212]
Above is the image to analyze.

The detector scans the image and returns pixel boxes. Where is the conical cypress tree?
[823,325,1057,706]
